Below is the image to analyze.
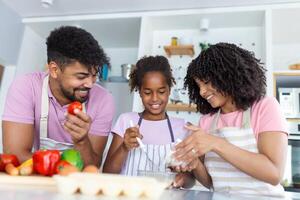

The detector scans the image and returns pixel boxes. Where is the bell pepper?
[32,150,60,176]
[61,149,84,170]
[0,154,20,171]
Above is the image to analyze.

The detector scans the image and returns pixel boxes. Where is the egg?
[59,165,79,176]
[82,165,99,173]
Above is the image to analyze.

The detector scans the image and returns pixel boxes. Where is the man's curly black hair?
[46,26,110,77]
[184,42,266,115]
[129,55,175,92]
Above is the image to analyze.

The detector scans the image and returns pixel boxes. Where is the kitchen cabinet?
[19,17,141,77]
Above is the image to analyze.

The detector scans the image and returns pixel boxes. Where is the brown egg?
[82,165,99,173]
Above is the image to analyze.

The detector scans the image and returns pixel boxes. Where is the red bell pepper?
[0,154,20,171]
[33,150,60,176]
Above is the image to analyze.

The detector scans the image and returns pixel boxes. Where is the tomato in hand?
[67,101,82,115]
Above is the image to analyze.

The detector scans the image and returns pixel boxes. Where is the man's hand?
[63,109,91,144]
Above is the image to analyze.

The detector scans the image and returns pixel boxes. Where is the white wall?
[0,1,24,65]
[273,43,300,71]
[16,26,46,75]
[0,1,24,153]
[0,65,17,153]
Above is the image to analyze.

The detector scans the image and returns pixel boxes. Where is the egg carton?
[53,172,168,198]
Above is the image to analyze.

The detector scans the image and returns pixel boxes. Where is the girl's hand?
[174,124,221,165]
[123,126,143,151]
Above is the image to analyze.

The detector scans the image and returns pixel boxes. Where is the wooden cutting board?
[0,172,56,187]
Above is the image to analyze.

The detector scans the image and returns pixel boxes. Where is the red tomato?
[67,101,82,115]
[55,160,71,174]
[0,154,20,171]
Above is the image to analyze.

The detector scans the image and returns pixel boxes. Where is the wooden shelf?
[166,103,197,112]
[163,45,194,57]
[289,63,300,70]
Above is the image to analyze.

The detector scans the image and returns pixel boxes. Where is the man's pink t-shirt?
[2,72,115,149]
[199,96,288,140]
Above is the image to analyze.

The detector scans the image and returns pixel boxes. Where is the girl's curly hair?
[184,42,266,114]
[46,26,110,77]
[129,55,175,92]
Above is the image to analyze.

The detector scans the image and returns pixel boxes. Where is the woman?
[174,43,288,196]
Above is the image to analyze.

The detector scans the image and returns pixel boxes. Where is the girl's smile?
[140,71,170,120]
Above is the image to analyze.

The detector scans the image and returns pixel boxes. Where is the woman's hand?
[174,124,222,165]
[123,125,143,151]
[170,158,201,173]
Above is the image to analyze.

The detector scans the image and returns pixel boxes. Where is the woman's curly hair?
[184,42,266,114]
[46,26,110,77]
[129,55,175,92]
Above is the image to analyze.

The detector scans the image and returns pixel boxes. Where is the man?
[2,26,115,167]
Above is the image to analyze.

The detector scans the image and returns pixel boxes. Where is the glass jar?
[171,37,178,46]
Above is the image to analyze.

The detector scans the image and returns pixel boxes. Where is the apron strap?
[137,113,143,126]
[40,75,49,139]
[209,107,251,131]
[242,108,251,129]
[166,113,175,143]
[210,109,221,131]
[39,74,87,149]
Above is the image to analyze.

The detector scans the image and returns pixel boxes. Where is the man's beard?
[60,84,89,103]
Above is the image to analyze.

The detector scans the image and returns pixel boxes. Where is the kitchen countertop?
[0,184,300,200]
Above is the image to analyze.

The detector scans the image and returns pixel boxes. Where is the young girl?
[103,56,193,186]
[174,43,288,196]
